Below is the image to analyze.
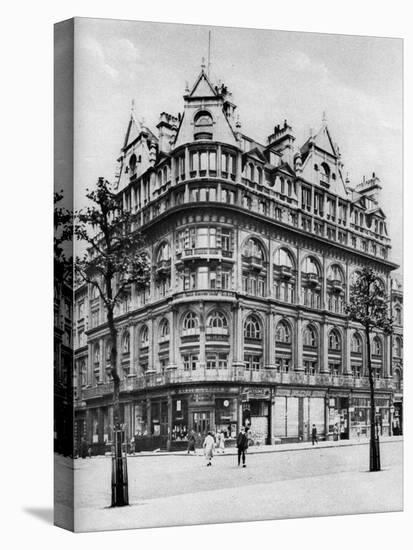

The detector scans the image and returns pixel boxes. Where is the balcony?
[328,279,344,293]
[155,258,171,277]
[79,369,394,401]
[302,273,321,288]
[243,255,264,271]
[176,248,233,265]
[278,265,293,280]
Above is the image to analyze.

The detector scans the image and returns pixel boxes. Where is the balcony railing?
[176,248,233,264]
[243,255,264,271]
[80,369,393,400]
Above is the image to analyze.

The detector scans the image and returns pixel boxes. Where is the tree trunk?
[366,326,381,471]
[107,306,129,506]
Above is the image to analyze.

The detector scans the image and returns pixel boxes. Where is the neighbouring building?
[74,66,403,454]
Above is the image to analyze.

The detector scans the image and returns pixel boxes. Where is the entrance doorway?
[192,411,211,437]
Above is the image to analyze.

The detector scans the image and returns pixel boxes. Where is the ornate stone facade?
[74,67,402,454]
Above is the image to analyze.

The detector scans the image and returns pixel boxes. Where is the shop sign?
[176,400,181,412]
[223,399,229,407]
[329,398,335,407]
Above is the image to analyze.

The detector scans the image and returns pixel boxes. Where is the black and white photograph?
[52,16,404,533]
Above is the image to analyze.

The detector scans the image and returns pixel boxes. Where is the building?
[54,278,73,455]
[74,66,402,454]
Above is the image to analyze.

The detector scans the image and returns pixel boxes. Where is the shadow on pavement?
[24,507,53,524]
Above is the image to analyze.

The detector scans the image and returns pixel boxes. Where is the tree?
[345,267,393,471]
[54,190,73,284]
[75,177,150,506]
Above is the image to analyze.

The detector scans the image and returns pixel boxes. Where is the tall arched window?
[394,306,402,325]
[276,321,291,343]
[159,318,170,339]
[327,264,344,282]
[122,331,130,354]
[302,256,320,275]
[303,325,317,347]
[275,247,294,269]
[156,242,170,262]
[242,238,265,260]
[93,343,100,364]
[194,111,213,140]
[140,325,149,346]
[182,311,199,331]
[372,336,382,356]
[244,315,262,340]
[393,336,402,357]
[320,162,330,184]
[351,333,362,353]
[328,329,341,351]
[207,310,228,329]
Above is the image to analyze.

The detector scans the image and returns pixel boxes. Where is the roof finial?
[201,57,206,71]
[322,110,327,124]
[185,81,189,93]
[131,98,135,116]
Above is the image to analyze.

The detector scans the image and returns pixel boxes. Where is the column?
[87,342,93,385]
[384,333,391,378]
[236,151,242,184]
[296,246,302,306]
[236,228,242,292]
[320,322,329,373]
[268,237,274,298]
[217,144,222,178]
[129,323,135,375]
[343,323,351,375]
[168,308,177,369]
[233,303,244,367]
[146,398,152,436]
[166,393,173,451]
[199,302,206,369]
[170,156,176,187]
[295,314,303,371]
[322,254,327,310]
[184,147,190,180]
[148,317,154,372]
[267,309,276,368]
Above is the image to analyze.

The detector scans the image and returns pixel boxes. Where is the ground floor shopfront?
[75,383,394,455]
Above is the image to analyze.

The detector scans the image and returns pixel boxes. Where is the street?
[66,439,403,532]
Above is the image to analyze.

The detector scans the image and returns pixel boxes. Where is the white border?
[1,1,410,548]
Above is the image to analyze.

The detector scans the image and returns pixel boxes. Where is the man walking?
[311,424,318,445]
[236,427,249,467]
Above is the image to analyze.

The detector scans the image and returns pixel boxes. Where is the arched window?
[156,242,170,262]
[394,306,402,325]
[302,256,320,275]
[244,315,262,340]
[372,336,382,356]
[159,318,169,339]
[320,162,330,184]
[276,321,291,343]
[122,331,130,354]
[182,311,199,331]
[248,163,255,182]
[207,310,228,329]
[303,325,317,347]
[393,336,402,357]
[140,325,149,346]
[93,343,100,364]
[351,333,362,353]
[327,264,344,282]
[328,329,341,351]
[242,237,265,260]
[129,154,137,173]
[274,247,294,269]
[194,111,213,140]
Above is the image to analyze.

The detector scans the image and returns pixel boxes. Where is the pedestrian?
[203,431,215,466]
[80,437,88,459]
[218,430,225,454]
[333,423,339,441]
[187,430,196,455]
[311,424,318,445]
[236,426,249,467]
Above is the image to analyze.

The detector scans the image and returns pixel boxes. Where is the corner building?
[74,67,402,453]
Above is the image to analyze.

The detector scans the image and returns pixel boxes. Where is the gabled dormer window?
[194,111,213,140]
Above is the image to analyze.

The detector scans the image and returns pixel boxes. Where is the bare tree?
[345,267,393,471]
[75,177,150,505]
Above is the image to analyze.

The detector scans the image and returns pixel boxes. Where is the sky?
[72,17,403,270]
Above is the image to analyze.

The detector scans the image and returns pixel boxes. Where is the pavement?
[58,436,403,532]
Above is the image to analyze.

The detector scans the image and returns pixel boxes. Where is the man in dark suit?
[236,426,249,467]
[311,424,318,445]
